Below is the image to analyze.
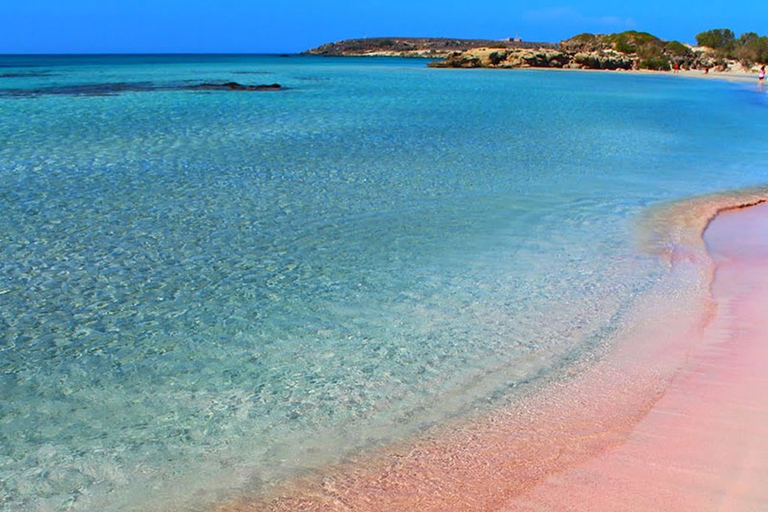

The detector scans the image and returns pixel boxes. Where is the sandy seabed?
[213,190,768,512]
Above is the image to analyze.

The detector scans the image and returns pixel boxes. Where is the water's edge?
[207,188,768,511]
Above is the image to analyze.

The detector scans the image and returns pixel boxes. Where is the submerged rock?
[186,82,282,91]
[0,81,284,98]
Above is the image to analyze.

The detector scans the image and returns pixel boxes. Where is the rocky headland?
[429,31,745,71]
[304,37,556,58]
[305,32,763,74]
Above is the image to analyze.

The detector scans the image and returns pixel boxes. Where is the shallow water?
[1,55,768,512]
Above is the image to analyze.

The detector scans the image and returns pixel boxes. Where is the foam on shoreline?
[213,188,768,512]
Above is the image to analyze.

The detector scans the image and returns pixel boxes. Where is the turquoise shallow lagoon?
[1,55,768,512]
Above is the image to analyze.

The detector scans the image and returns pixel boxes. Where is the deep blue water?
[1,54,767,512]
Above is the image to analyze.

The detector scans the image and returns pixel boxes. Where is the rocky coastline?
[430,32,748,71]
[306,33,760,74]
[429,47,635,70]
[304,37,556,58]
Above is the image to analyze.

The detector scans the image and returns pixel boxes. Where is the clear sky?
[1,0,766,54]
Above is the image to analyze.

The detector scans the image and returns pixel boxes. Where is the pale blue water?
[1,55,768,512]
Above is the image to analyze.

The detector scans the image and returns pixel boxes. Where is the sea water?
[1,55,767,512]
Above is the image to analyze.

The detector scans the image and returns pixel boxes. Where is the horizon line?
[0,52,304,56]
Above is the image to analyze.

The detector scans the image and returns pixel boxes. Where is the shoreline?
[431,60,763,84]
[213,190,768,511]
[512,200,768,510]
[330,50,764,84]
[4,54,768,512]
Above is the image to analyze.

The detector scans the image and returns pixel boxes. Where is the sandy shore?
[214,192,768,511]
[539,66,762,84]
[509,201,768,511]
[668,68,760,83]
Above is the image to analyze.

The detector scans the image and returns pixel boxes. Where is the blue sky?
[1,0,765,54]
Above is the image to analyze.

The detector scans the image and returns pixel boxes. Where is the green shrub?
[665,41,690,56]
[570,33,597,42]
[604,31,663,54]
[737,34,768,65]
[694,28,768,63]
[614,36,636,53]
[637,45,670,70]
[638,57,671,70]
[696,29,736,53]
[621,31,662,45]
[740,32,759,45]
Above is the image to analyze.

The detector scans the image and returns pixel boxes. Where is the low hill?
[304,37,557,58]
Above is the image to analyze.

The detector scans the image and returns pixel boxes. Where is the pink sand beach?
[216,193,768,512]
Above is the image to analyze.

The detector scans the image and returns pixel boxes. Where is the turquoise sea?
[1,54,768,512]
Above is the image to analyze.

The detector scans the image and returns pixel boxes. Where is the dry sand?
[674,68,759,83]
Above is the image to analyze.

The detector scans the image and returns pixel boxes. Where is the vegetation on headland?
[431,29,768,71]
[561,29,768,70]
[307,29,768,72]
[561,31,677,70]
[696,28,768,65]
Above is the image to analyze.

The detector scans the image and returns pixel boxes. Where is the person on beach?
[760,65,765,81]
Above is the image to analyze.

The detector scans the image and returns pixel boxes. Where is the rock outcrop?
[428,47,637,70]
[571,51,635,70]
[428,48,569,68]
[428,31,747,72]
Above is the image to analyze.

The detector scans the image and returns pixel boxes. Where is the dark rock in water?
[186,82,282,91]
[0,81,157,97]
[231,71,274,75]
[0,71,56,78]
[0,81,283,98]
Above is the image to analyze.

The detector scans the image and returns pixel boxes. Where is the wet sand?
[510,201,768,511]
[216,194,768,512]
